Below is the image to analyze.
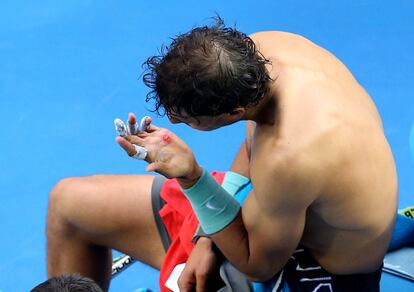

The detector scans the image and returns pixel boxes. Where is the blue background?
[0,0,413,291]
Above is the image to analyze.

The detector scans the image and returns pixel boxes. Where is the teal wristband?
[182,168,241,234]
[222,171,250,196]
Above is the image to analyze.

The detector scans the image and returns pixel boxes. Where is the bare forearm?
[210,213,284,281]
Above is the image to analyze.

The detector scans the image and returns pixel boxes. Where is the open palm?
[116,117,200,181]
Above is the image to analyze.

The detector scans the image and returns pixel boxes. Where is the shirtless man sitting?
[46,18,397,291]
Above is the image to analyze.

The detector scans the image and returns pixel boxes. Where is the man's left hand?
[116,117,202,185]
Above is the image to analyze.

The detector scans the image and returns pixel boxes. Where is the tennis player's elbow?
[241,260,282,282]
[244,267,280,282]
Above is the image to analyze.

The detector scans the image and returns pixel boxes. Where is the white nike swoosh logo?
[205,201,225,211]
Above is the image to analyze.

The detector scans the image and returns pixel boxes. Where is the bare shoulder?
[251,129,336,214]
[249,31,300,39]
[251,116,349,212]
[249,31,312,46]
[249,31,276,40]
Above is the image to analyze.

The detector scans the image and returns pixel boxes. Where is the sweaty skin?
[243,31,397,276]
[120,31,398,281]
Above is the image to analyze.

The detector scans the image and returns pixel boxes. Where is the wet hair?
[143,16,272,118]
[31,274,103,292]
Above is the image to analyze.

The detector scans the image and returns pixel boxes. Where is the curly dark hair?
[143,17,272,118]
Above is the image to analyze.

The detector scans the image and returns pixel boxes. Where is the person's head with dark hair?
[31,274,103,292]
[143,16,273,130]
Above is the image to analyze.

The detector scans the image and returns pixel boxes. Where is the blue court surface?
[1,1,413,291]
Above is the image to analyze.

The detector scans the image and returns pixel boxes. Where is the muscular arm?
[191,123,252,243]
[205,122,314,280]
[117,120,315,281]
[211,194,304,280]
[178,124,256,291]
[209,161,317,281]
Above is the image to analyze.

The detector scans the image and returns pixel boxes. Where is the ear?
[226,107,246,123]
[229,107,246,118]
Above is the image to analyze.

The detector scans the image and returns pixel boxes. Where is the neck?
[244,92,278,125]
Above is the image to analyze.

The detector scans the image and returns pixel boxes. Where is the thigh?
[53,174,166,269]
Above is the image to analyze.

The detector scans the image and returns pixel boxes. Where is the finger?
[146,162,174,176]
[178,273,195,292]
[144,118,162,133]
[116,136,137,157]
[116,137,148,160]
[128,112,137,124]
[125,135,145,145]
[146,161,165,173]
[132,145,148,160]
[127,113,138,135]
[139,116,152,132]
[195,275,208,292]
[178,282,193,292]
[114,118,129,137]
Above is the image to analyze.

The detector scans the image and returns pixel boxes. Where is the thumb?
[146,161,167,173]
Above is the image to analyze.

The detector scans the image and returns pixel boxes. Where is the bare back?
[249,31,398,274]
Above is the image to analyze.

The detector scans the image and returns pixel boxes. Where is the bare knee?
[47,174,131,240]
[49,177,83,214]
[47,176,95,237]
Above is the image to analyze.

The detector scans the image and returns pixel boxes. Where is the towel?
[383,206,414,281]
